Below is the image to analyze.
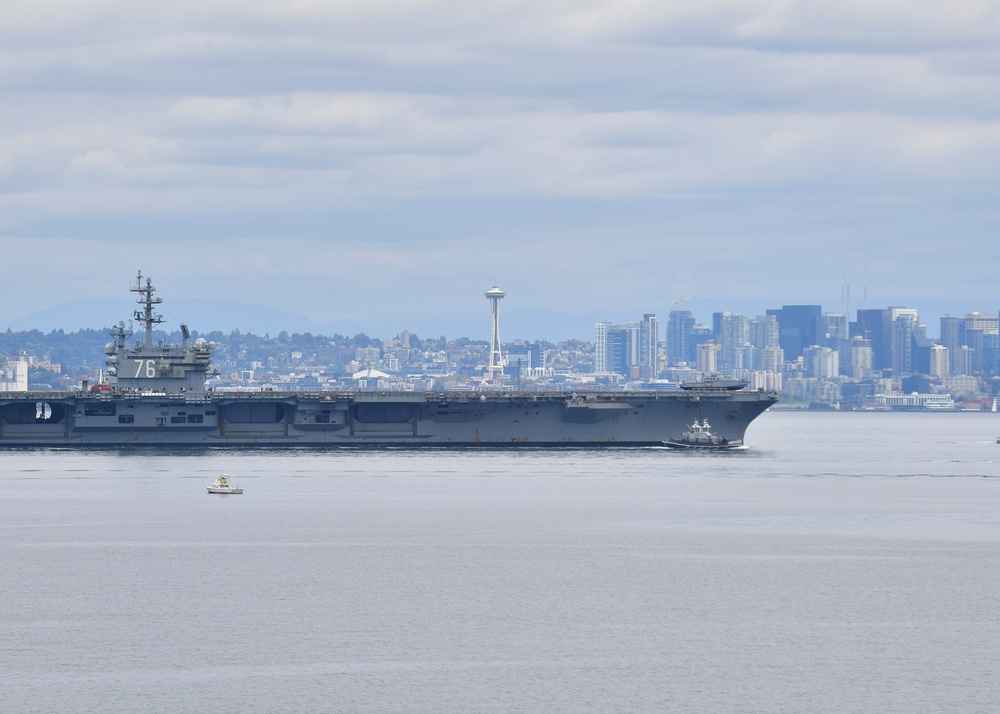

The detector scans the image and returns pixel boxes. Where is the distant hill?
[1,298,365,338]
[2,298,624,342]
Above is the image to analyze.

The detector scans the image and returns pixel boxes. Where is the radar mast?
[131,270,165,348]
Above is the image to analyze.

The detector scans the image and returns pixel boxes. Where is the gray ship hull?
[0,389,776,447]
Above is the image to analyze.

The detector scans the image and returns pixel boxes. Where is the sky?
[1,1,999,340]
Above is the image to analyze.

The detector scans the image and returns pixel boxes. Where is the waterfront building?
[942,374,980,396]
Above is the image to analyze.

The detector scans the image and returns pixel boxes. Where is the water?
[3,412,999,713]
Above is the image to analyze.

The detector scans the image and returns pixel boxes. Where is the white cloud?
[64,148,127,179]
[2,0,1000,331]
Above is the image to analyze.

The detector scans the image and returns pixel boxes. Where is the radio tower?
[485,285,505,380]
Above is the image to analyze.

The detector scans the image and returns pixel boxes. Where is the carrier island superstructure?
[0,274,778,447]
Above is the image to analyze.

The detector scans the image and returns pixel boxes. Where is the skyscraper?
[940,315,961,355]
[765,305,822,360]
[594,321,609,373]
[667,310,696,365]
[638,314,659,379]
[718,313,750,374]
[855,308,893,372]
[749,315,780,351]
[595,321,641,377]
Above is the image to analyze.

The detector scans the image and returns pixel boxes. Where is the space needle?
[485,285,505,380]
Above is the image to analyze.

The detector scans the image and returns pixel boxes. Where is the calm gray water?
[3,411,999,713]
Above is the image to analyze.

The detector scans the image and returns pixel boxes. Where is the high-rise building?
[804,346,839,379]
[953,345,975,376]
[765,305,822,360]
[749,315,780,351]
[638,314,659,379]
[506,341,542,371]
[696,341,718,374]
[818,313,848,347]
[666,310,696,365]
[855,307,920,374]
[595,321,644,377]
[850,336,873,379]
[940,315,961,355]
[760,346,784,372]
[596,315,658,379]
[964,328,985,374]
[718,313,750,374]
[594,321,609,373]
[982,333,999,375]
[606,323,640,377]
[964,312,998,333]
[929,344,949,378]
[891,311,918,375]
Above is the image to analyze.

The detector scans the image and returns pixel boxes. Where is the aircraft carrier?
[0,274,778,447]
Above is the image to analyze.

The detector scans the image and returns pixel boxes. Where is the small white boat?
[207,474,243,494]
[663,418,742,450]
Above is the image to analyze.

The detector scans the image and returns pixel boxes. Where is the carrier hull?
[0,389,776,447]
[1,273,778,448]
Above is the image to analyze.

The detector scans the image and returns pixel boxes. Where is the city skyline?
[2,283,998,344]
[1,2,999,337]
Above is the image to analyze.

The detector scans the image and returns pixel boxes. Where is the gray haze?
[2,2,999,339]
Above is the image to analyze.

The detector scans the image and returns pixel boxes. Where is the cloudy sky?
[1,1,998,339]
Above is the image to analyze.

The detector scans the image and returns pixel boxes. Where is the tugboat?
[207,474,243,494]
[663,418,742,450]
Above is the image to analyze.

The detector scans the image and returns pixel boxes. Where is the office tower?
[929,344,949,378]
[891,310,918,375]
[855,308,894,372]
[765,305,822,360]
[718,313,750,374]
[940,315,961,354]
[667,310,695,365]
[594,321,609,373]
[595,321,641,377]
[639,314,659,379]
[804,345,839,379]
[749,315,780,351]
[696,341,718,374]
[850,336,873,379]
